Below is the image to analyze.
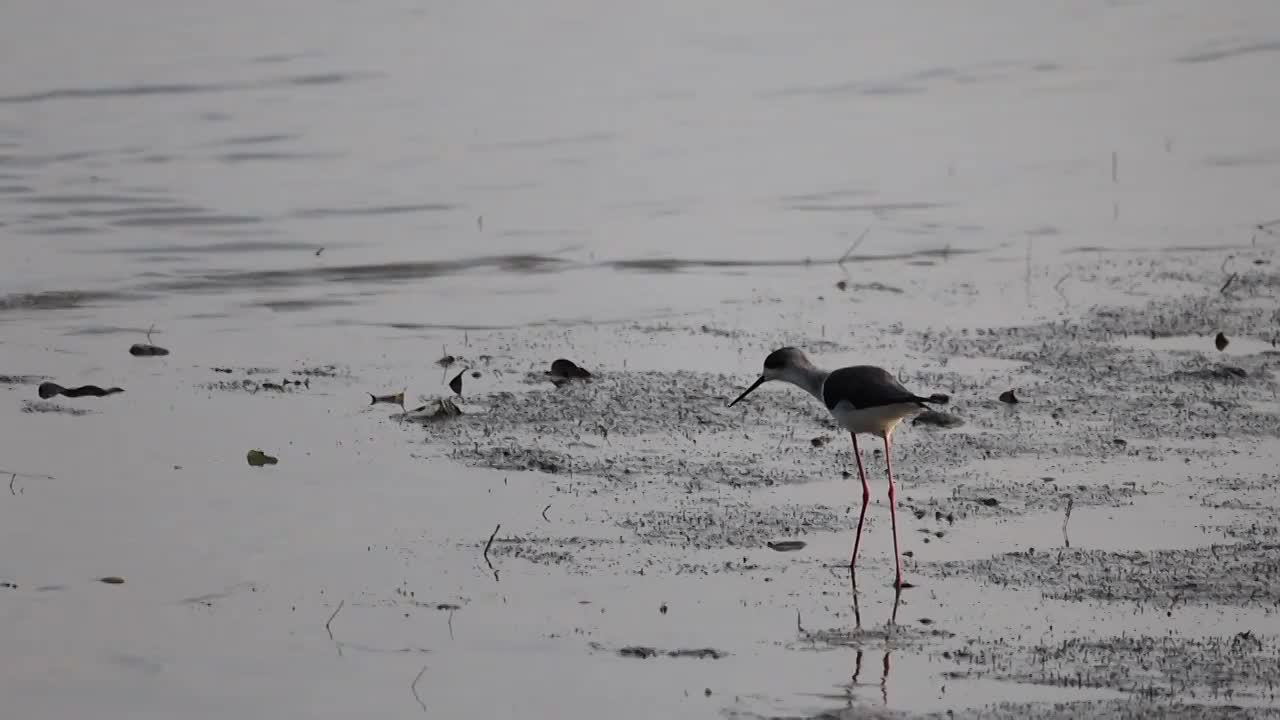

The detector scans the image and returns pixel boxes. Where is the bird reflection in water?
[847,585,901,706]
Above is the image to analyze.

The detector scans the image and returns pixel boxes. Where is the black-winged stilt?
[729,347,949,589]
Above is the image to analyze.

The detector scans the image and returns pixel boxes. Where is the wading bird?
[729,347,949,589]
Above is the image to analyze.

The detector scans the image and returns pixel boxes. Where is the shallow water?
[4,1,1280,719]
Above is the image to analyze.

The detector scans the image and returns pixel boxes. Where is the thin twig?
[326,600,344,638]
[483,524,501,570]
[447,609,455,641]
[145,324,155,344]
[1221,272,1238,295]
[1054,273,1070,305]
[411,664,428,713]
[8,473,16,496]
[541,504,552,522]
[838,227,872,266]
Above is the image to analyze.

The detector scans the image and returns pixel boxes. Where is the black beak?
[728,376,767,407]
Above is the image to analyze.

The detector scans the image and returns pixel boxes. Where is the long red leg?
[849,433,871,575]
[884,433,903,589]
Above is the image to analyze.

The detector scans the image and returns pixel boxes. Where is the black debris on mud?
[923,543,1280,606]
[941,631,1280,705]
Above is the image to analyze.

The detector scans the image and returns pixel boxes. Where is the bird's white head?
[728,346,820,406]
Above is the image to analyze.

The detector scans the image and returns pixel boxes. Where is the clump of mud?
[924,542,1280,606]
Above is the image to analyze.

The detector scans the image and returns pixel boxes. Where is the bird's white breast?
[830,400,922,437]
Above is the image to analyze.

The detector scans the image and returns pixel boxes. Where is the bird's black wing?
[822,365,925,411]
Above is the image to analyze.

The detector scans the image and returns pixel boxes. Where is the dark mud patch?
[431,370,865,488]
[908,288,1280,450]
[618,501,847,550]
[588,642,727,660]
[892,700,1280,720]
[480,535,618,572]
[146,254,566,293]
[198,378,313,394]
[1,374,47,386]
[946,632,1280,704]
[906,480,1140,523]
[794,621,956,652]
[254,297,357,312]
[22,400,94,416]
[923,543,1280,606]
[199,364,345,392]
[0,289,146,312]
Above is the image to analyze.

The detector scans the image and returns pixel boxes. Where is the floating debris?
[37,382,123,399]
[99,576,125,585]
[246,449,278,467]
[369,391,406,409]
[999,389,1020,404]
[449,369,465,396]
[128,343,169,357]
[977,498,1001,508]
[766,540,807,552]
[436,354,457,369]
[810,435,831,448]
[1215,331,1229,351]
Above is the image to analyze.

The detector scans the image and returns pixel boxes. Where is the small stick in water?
[483,524,501,570]
[411,664,428,713]
[326,599,344,639]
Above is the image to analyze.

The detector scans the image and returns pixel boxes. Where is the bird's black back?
[821,365,925,411]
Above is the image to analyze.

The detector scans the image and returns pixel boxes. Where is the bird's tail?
[915,393,950,406]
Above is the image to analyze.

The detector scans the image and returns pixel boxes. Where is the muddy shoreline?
[3,244,1279,719]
